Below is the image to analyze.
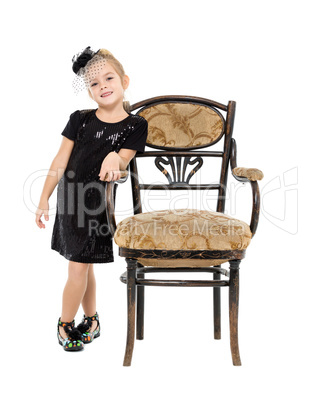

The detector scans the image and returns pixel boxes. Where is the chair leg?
[136,272,145,340]
[229,259,241,366]
[213,269,221,339]
[123,259,137,367]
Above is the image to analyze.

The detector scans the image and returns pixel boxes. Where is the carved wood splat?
[154,156,203,184]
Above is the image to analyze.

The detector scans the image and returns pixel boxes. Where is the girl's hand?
[99,152,121,182]
[35,200,49,229]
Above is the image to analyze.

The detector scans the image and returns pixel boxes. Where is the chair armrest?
[101,170,129,184]
[230,139,262,237]
[232,167,264,181]
[230,140,264,182]
[104,170,129,238]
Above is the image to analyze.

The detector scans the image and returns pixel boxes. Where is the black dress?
[51,108,148,263]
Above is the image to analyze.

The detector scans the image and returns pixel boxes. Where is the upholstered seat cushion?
[114,209,252,267]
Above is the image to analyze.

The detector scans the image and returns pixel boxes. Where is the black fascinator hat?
[72,46,100,74]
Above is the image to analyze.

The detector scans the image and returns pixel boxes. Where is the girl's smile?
[101,91,113,97]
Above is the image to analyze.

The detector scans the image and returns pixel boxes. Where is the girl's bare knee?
[68,261,90,280]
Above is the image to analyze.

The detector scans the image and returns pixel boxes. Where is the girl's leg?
[59,261,90,338]
[81,264,98,332]
[81,264,96,316]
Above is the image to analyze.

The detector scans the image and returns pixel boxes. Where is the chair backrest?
[129,95,236,215]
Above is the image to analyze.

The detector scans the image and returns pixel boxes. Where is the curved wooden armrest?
[105,171,129,238]
[101,170,129,183]
[230,140,264,182]
[230,139,262,237]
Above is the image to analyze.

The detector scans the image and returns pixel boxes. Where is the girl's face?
[87,61,129,110]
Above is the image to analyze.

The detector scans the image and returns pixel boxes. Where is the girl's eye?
[90,77,113,87]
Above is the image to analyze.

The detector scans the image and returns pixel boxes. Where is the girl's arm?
[98,149,137,182]
[35,137,75,228]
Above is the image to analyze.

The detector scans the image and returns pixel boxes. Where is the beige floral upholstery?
[233,167,264,181]
[139,103,224,148]
[114,209,252,267]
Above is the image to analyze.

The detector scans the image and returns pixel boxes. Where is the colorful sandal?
[76,312,100,344]
[57,318,84,351]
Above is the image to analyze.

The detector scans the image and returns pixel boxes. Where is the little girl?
[35,46,148,352]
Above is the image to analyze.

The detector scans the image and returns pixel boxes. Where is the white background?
[2,0,319,400]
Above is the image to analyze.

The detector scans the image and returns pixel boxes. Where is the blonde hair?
[89,48,130,113]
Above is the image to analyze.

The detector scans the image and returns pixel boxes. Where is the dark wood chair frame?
[105,95,261,366]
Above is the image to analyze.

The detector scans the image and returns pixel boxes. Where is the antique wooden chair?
[105,95,263,366]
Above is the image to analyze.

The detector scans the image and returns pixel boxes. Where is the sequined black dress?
[51,109,148,263]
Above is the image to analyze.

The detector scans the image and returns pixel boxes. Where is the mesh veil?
[72,47,107,95]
